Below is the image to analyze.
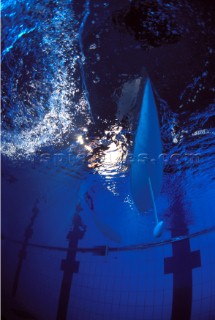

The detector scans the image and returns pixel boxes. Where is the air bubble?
[89,43,97,50]
[93,76,100,84]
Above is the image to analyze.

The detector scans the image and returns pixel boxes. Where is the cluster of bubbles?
[1,0,214,192]
[1,0,93,159]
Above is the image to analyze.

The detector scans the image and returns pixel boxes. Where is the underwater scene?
[1,0,215,319]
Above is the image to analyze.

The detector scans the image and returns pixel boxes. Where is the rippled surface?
[1,0,215,245]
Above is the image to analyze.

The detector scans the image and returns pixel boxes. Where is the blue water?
[1,0,215,319]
